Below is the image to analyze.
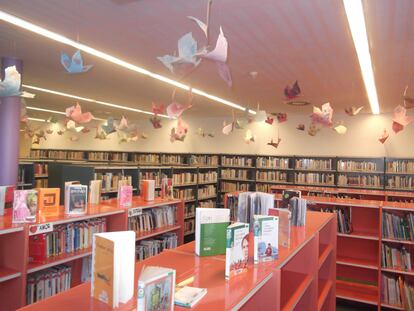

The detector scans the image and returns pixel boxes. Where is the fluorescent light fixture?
[0,10,255,115]
[27,117,46,122]
[22,84,169,119]
[343,0,380,114]
[26,105,106,121]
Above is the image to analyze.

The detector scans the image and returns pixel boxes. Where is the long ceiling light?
[0,10,255,115]
[22,84,170,119]
[27,117,47,122]
[26,105,106,121]
[343,0,380,114]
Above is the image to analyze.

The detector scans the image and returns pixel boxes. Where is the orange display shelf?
[318,279,333,311]
[0,267,21,283]
[336,279,378,305]
[135,225,181,241]
[336,256,378,270]
[17,211,336,311]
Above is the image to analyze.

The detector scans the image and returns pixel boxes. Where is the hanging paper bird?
[310,103,333,127]
[244,129,255,144]
[69,135,79,142]
[128,129,139,142]
[267,138,282,149]
[66,120,84,132]
[271,112,287,123]
[57,129,65,136]
[295,124,305,131]
[141,133,148,139]
[345,106,363,116]
[101,117,116,135]
[234,119,244,129]
[152,102,165,115]
[150,116,162,129]
[61,50,93,73]
[0,66,21,97]
[284,81,301,99]
[197,128,214,138]
[66,103,94,124]
[308,123,320,136]
[117,116,129,131]
[170,118,188,142]
[35,130,47,142]
[265,116,274,125]
[187,0,212,40]
[81,127,90,134]
[23,126,35,139]
[403,85,414,109]
[333,124,347,135]
[166,98,192,118]
[222,121,234,135]
[94,127,108,140]
[45,129,54,135]
[378,129,389,144]
[117,131,128,144]
[392,105,413,133]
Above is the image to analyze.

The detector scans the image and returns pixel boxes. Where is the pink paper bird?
[284,81,301,99]
[66,103,93,124]
[392,105,413,133]
[265,116,274,125]
[296,124,305,131]
[378,129,389,144]
[150,116,162,129]
[152,102,165,115]
[310,103,333,127]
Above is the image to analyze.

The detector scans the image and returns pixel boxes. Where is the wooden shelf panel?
[382,238,414,245]
[27,248,92,274]
[198,195,217,201]
[336,279,378,305]
[318,279,333,311]
[336,256,378,270]
[318,244,333,269]
[135,225,181,241]
[337,232,379,241]
[281,273,314,311]
[381,267,414,276]
[0,267,21,283]
[380,302,405,310]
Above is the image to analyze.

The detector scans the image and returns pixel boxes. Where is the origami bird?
[61,50,93,73]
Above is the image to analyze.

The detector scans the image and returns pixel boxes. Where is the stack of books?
[128,206,176,232]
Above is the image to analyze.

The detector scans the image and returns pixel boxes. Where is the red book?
[29,234,47,263]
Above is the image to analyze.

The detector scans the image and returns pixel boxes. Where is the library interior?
[0,0,414,310]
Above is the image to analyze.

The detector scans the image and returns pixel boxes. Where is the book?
[91,231,135,309]
[142,180,155,201]
[195,207,230,256]
[289,197,307,226]
[12,190,38,223]
[118,185,133,207]
[64,184,88,215]
[253,215,279,264]
[37,188,60,217]
[174,286,207,308]
[281,190,301,209]
[89,180,102,205]
[269,208,291,248]
[225,222,249,279]
[137,266,176,311]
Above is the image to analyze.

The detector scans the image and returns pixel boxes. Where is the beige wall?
[24,112,414,158]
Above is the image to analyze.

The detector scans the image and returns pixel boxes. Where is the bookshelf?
[17,163,34,189]
[0,196,184,310]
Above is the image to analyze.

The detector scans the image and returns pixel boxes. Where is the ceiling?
[0,0,413,122]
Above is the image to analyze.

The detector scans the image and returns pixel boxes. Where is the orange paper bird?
[267,138,281,149]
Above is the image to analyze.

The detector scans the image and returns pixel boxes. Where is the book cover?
[195,208,230,256]
[269,208,291,248]
[89,180,102,205]
[37,188,60,217]
[253,215,279,264]
[281,190,301,209]
[65,185,88,215]
[174,286,207,308]
[225,222,249,279]
[137,266,176,311]
[118,185,132,207]
[141,180,155,201]
[12,190,38,223]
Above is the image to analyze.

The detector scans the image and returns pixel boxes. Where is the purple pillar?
[0,57,22,186]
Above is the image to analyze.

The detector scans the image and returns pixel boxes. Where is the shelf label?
[128,207,143,218]
[29,223,54,236]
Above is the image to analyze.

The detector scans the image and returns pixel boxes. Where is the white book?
[64,184,88,215]
[91,231,135,309]
[253,215,279,264]
[137,266,176,311]
[195,208,230,257]
[175,286,207,308]
[225,222,249,279]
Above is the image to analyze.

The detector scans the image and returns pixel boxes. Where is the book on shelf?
[253,215,279,264]
[382,243,412,271]
[289,197,306,226]
[136,233,178,261]
[161,177,173,199]
[383,212,414,241]
[195,207,230,256]
[381,274,414,309]
[137,266,176,311]
[0,185,13,216]
[37,188,60,217]
[337,160,378,172]
[175,286,207,308]
[118,185,133,207]
[128,205,176,232]
[225,222,249,279]
[64,183,88,215]
[89,180,102,204]
[281,189,301,209]
[141,179,155,201]
[81,256,92,282]
[387,160,414,174]
[91,231,135,308]
[12,189,38,223]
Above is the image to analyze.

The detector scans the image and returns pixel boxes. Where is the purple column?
[0,57,22,186]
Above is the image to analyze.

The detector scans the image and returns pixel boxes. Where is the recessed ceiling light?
[0,10,256,115]
[285,100,311,107]
[343,0,380,115]
[27,117,46,122]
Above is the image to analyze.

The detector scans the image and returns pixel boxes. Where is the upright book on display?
[195,208,230,256]
[225,222,249,279]
[91,231,135,308]
[12,190,38,223]
[137,266,176,311]
[37,188,60,217]
[118,185,132,207]
[65,183,88,215]
[253,215,279,264]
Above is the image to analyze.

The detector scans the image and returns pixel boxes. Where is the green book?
[195,208,230,256]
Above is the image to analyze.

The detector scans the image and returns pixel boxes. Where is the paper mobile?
[272,112,287,123]
[200,27,228,63]
[141,133,148,139]
[378,129,389,144]
[45,129,53,135]
[265,116,274,125]
[57,129,65,136]
[35,130,47,142]
[333,124,347,135]
[149,116,162,129]
[197,128,214,138]
[69,135,79,142]
[61,50,93,74]
[152,102,165,115]
[117,116,129,131]
[249,71,258,79]
[117,131,128,144]
[403,85,414,109]
[296,124,305,131]
[66,103,93,124]
[234,119,244,129]
[20,91,36,99]
[345,106,363,116]
[94,127,108,140]
[187,0,212,39]
[267,138,281,149]
[101,117,116,135]
[158,32,201,74]
[24,127,34,139]
[216,61,232,87]
[222,121,234,135]
[308,123,320,136]
[284,80,301,99]
[392,105,413,133]
[166,100,192,118]
[0,66,21,97]
[244,129,255,144]
[310,102,333,127]
[66,120,84,132]
[170,118,188,142]
[81,127,90,134]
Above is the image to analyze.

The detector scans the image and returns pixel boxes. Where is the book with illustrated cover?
[12,190,38,223]
[89,180,102,205]
[141,180,155,201]
[118,185,132,207]
[64,184,88,215]
[175,286,207,308]
[195,208,230,256]
[37,188,60,217]
[0,185,13,216]
[137,266,176,311]
[253,215,279,264]
[225,222,249,279]
[91,231,135,309]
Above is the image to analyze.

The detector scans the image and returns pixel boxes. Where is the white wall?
[26,112,414,157]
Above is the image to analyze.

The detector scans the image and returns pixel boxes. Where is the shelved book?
[118,185,133,207]
[382,243,412,271]
[91,231,135,309]
[136,233,178,261]
[37,188,60,217]
[289,197,306,226]
[137,266,176,311]
[89,180,102,204]
[225,222,249,279]
[195,208,230,256]
[175,286,207,308]
[254,215,279,264]
[0,185,13,216]
[64,183,88,215]
[12,189,38,223]
[383,212,414,241]
[381,274,414,309]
